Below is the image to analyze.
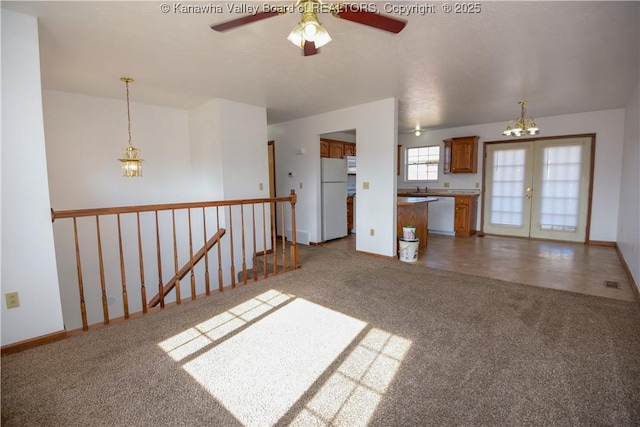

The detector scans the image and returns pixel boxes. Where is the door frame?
[268,140,277,242]
[480,133,596,243]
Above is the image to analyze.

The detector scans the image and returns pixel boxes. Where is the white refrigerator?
[321,158,348,241]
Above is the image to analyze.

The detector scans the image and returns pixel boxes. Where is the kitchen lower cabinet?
[398,191,479,237]
[347,196,354,234]
[454,195,478,237]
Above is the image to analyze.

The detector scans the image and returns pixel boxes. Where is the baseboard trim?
[356,249,397,261]
[588,240,616,247]
[615,243,640,305]
[1,330,68,356]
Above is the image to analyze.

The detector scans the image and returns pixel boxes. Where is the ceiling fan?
[210,0,407,56]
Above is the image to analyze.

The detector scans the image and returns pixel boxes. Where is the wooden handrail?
[148,228,226,307]
[51,191,299,332]
[51,195,296,221]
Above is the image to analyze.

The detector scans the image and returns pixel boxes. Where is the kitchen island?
[397,196,439,248]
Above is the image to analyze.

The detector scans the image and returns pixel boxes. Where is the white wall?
[189,98,271,288]
[189,100,224,201]
[269,98,398,257]
[1,10,65,346]
[218,99,270,200]
[398,108,627,242]
[188,98,269,200]
[44,90,192,209]
[43,90,193,330]
[618,82,640,291]
[43,92,270,330]
[321,131,356,143]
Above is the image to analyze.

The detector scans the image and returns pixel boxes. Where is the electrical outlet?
[259,183,264,191]
[370,228,375,236]
[444,182,450,188]
[5,292,20,309]
[363,182,370,190]
[299,182,303,189]
[633,244,636,253]
[475,182,480,188]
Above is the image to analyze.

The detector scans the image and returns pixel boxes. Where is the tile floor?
[326,233,637,302]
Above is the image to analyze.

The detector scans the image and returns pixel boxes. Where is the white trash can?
[398,238,419,263]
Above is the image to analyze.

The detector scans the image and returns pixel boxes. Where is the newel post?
[289,189,299,269]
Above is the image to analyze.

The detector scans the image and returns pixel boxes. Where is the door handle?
[525,187,532,200]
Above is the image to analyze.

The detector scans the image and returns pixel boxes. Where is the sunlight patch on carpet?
[290,328,412,426]
[182,297,367,426]
[158,289,292,361]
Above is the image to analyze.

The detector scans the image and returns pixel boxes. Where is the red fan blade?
[303,41,318,56]
[333,6,406,33]
[210,11,281,32]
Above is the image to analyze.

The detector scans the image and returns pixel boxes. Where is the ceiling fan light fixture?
[287,23,304,47]
[211,0,405,56]
[287,6,331,50]
[311,23,331,47]
[303,20,320,38]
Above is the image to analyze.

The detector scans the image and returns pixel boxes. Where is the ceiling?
[3,1,639,132]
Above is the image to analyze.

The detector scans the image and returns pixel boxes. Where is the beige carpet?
[2,243,640,426]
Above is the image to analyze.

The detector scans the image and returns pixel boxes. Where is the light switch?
[363,182,370,190]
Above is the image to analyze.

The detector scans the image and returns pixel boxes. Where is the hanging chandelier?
[502,100,539,137]
[118,77,144,177]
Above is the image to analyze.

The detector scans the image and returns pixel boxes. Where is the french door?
[483,136,592,242]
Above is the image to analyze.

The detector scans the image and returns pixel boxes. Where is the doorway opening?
[319,130,356,244]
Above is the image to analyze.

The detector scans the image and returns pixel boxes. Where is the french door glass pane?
[490,149,526,227]
[539,145,582,231]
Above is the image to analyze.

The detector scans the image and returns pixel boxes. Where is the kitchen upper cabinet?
[320,140,329,158]
[443,136,478,174]
[320,139,355,159]
[344,143,356,156]
[329,141,345,159]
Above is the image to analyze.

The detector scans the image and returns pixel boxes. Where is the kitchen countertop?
[397,196,440,205]
[398,190,480,197]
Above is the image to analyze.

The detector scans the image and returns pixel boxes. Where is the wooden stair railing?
[148,228,226,308]
[51,190,299,332]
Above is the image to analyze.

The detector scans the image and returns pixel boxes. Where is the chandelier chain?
[118,77,143,177]
[124,79,132,146]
